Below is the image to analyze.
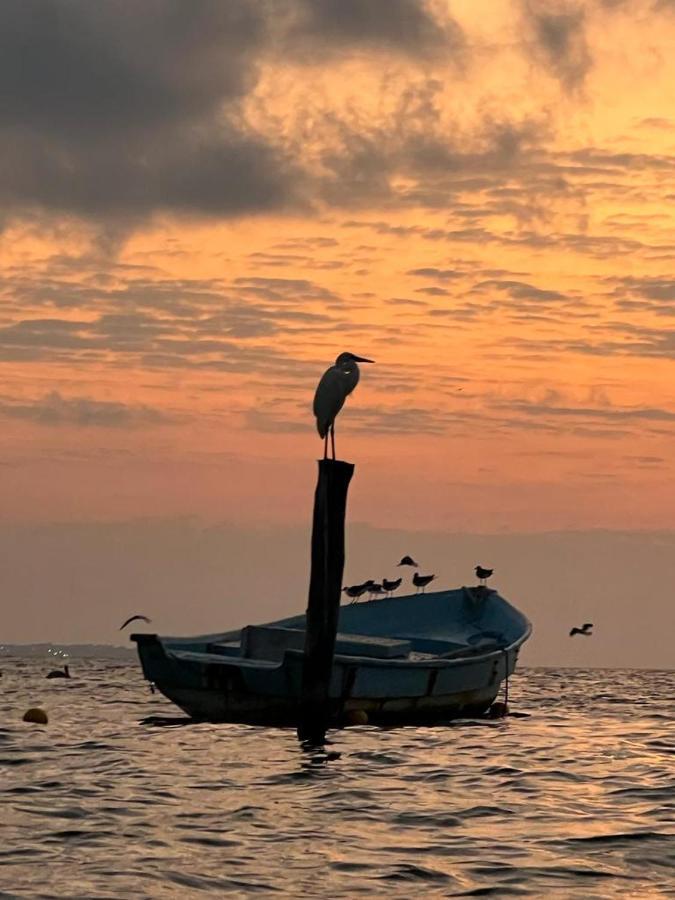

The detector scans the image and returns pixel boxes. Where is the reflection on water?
[1,661,674,898]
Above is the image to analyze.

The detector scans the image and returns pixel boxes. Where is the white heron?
[313,352,374,459]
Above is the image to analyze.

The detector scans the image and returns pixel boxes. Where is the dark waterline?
[1,660,674,898]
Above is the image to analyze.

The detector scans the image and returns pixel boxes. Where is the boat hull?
[132,588,531,727]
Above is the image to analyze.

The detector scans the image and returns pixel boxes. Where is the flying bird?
[397,556,419,567]
[119,614,151,631]
[475,565,493,585]
[570,623,593,637]
[382,577,402,596]
[413,572,436,593]
[313,352,374,459]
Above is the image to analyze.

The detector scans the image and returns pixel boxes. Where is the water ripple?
[1,661,673,898]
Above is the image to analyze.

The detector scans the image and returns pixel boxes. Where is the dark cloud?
[0,0,469,224]
[0,391,177,427]
[283,0,464,60]
[503,398,675,425]
[407,267,462,280]
[521,1,592,90]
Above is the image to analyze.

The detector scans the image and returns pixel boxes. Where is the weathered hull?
[134,622,526,727]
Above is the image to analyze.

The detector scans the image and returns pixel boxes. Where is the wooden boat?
[131,587,531,726]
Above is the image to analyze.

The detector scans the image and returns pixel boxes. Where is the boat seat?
[240,625,411,662]
[169,649,280,668]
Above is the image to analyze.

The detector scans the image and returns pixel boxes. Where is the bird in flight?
[119,614,151,630]
[475,565,493,585]
[313,352,373,459]
[570,623,593,637]
[397,555,419,567]
[382,577,402,596]
[413,572,436,593]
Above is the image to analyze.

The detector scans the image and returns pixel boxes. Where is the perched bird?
[342,583,370,602]
[382,577,402,596]
[367,582,386,598]
[397,556,419,567]
[46,665,70,679]
[475,565,493,585]
[313,352,374,459]
[119,614,151,630]
[570,623,593,637]
[412,572,435,593]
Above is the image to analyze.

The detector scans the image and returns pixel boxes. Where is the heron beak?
[352,355,374,363]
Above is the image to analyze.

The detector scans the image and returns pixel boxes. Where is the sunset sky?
[2,0,675,665]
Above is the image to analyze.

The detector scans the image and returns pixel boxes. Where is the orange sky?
[2,1,675,652]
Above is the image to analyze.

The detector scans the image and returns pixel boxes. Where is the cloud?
[520,1,592,90]
[283,0,464,60]
[0,391,178,427]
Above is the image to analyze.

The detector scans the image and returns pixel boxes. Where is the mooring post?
[297,458,354,744]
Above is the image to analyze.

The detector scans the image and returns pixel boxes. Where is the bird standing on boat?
[313,352,374,459]
[342,583,370,602]
[397,556,418,567]
[46,665,70,679]
[475,565,493,586]
[413,572,435,593]
[367,582,386,599]
[382,577,402,596]
[119,614,151,630]
[570,623,593,637]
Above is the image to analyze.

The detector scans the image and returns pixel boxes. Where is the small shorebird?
[570,623,593,637]
[475,565,493,585]
[382,577,402,596]
[412,572,435,593]
[397,556,418,567]
[342,583,370,602]
[119,614,151,630]
[367,582,386,599]
[313,352,374,459]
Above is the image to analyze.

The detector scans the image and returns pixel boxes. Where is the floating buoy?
[488,701,508,719]
[23,708,48,724]
[345,709,368,726]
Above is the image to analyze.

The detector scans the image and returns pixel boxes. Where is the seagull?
[475,565,493,585]
[342,583,370,602]
[367,582,387,599]
[412,572,435,593]
[382,577,402,596]
[313,352,374,460]
[46,665,70,679]
[119,614,151,630]
[570,623,593,637]
[397,556,419,567]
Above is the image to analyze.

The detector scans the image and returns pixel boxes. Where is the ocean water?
[1,661,673,899]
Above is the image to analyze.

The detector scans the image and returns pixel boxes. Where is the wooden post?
[297,458,354,744]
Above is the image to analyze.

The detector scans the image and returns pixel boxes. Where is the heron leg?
[330,424,336,460]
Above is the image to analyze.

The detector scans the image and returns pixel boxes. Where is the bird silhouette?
[397,556,419,567]
[342,583,370,602]
[46,665,70,679]
[570,623,593,637]
[367,582,386,598]
[313,352,374,459]
[413,572,435,593]
[475,565,493,585]
[119,614,151,630]
[382,577,402,596]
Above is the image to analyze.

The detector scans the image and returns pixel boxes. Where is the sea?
[1,660,674,899]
